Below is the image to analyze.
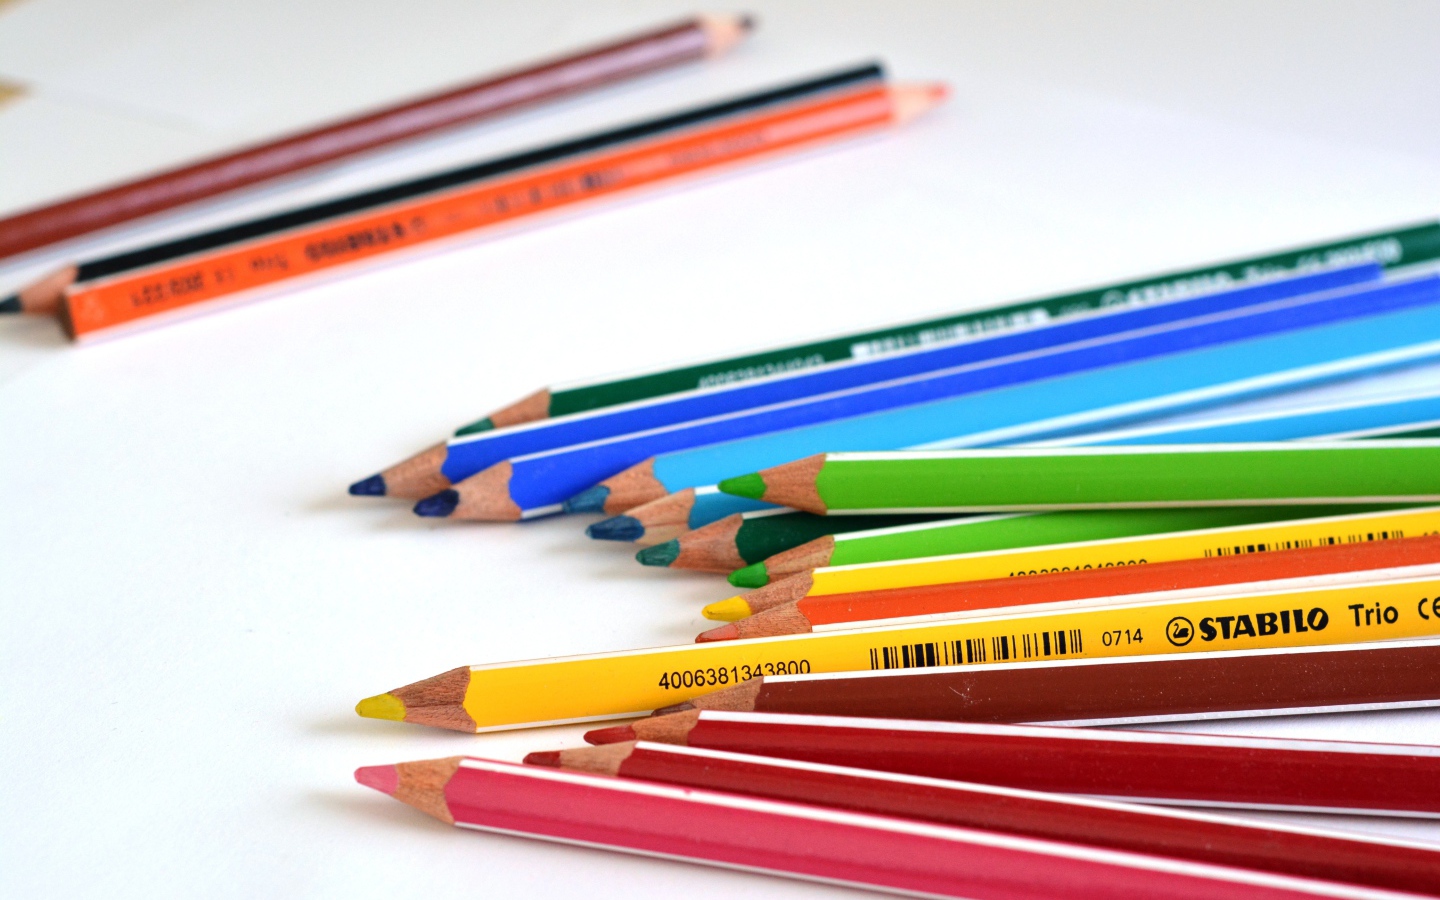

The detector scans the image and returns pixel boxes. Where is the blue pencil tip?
[564,485,611,514]
[0,294,20,314]
[586,516,644,542]
[413,489,460,517]
[348,474,387,497]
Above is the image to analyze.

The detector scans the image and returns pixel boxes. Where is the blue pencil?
[588,388,1440,544]
[414,273,1440,520]
[354,263,1378,498]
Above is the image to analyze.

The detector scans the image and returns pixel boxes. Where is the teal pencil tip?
[564,485,611,514]
[636,540,681,567]
[718,473,766,500]
[728,562,769,588]
[0,294,20,314]
[586,515,644,541]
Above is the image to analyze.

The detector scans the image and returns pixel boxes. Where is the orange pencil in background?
[18,63,944,341]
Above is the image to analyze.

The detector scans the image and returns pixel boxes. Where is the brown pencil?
[0,13,752,293]
[583,638,1440,743]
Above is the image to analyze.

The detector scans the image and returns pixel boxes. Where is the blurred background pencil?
[0,13,755,274]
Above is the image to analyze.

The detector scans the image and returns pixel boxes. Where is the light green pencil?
[717,442,1440,514]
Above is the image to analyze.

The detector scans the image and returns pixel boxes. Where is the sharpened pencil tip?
[564,485,611,514]
[586,515,644,541]
[523,751,563,767]
[696,623,740,643]
[702,597,753,621]
[728,562,769,588]
[348,474,387,496]
[636,540,680,567]
[718,473,765,500]
[356,693,407,721]
[0,294,20,314]
[413,489,460,517]
[354,764,400,795]
[584,723,638,745]
[452,417,495,438]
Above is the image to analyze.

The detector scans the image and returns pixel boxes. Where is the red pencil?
[578,712,1440,817]
[527,740,1440,895]
[356,755,1391,899]
[0,14,753,271]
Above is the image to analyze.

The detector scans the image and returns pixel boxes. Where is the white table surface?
[4,1,1440,896]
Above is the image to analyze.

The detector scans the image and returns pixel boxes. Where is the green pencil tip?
[636,540,681,567]
[718,473,766,500]
[728,562,769,588]
[453,417,495,438]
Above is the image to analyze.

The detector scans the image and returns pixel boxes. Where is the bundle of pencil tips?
[246,13,1440,898]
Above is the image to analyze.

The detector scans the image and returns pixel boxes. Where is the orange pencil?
[698,533,1440,641]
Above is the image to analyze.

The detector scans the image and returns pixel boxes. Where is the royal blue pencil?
[417,274,1440,519]
[356,264,1378,499]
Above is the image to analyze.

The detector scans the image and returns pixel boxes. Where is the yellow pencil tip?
[356,692,407,721]
[702,597,753,622]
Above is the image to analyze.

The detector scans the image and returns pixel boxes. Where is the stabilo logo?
[1198,607,1328,642]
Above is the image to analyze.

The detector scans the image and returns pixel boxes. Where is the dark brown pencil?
[583,638,1440,743]
[0,14,752,279]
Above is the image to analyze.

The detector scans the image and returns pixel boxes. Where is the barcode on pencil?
[867,629,1084,670]
[1202,530,1403,558]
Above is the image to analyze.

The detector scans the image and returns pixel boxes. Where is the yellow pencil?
[357,574,1440,732]
[705,505,1440,621]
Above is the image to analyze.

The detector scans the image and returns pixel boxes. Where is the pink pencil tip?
[695,623,740,643]
[523,751,562,767]
[583,724,638,745]
[354,764,399,795]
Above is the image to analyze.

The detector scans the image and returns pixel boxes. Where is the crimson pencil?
[527,740,1440,894]
[577,713,1440,817]
[0,14,752,276]
[355,755,1394,900]
[584,638,1440,736]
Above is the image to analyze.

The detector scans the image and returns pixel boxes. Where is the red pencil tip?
[523,751,563,767]
[695,623,740,643]
[584,724,637,745]
[354,764,399,795]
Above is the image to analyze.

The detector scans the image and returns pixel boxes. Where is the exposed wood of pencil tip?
[396,666,477,732]
[762,535,836,579]
[8,264,77,316]
[394,757,463,824]
[450,461,523,520]
[483,388,552,430]
[759,454,828,513]
[597,458,669,513]
[666,676,766,715]
[744,571,816,614]
[557,741,638,775]
[379,442,452,499]
[673,514,748,571]
[628,489,699,546]
[716,602,813,641]
[699,13,756,56]
[890,82,950,124]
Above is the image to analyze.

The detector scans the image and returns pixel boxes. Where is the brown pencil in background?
[0,13,753,289]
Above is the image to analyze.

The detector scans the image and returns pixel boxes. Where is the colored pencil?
[620,381,1440,561]
[0,15,754,273]
[563,718,1440,821]
[708,505,1440,622]
[362,263,1377,498]
[526,740,1440,894]
[701,534,1440,641]
[590,485,775,546]
[589,638,1440,732]
[729,507,1399,589]
[417,274,1440,520]
[717,442,1440,515]
[629,509,949,569]
[355,573,1440,731]
[452,220,1440,433]
[355,756,1370,900]
[19,66,941,340]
